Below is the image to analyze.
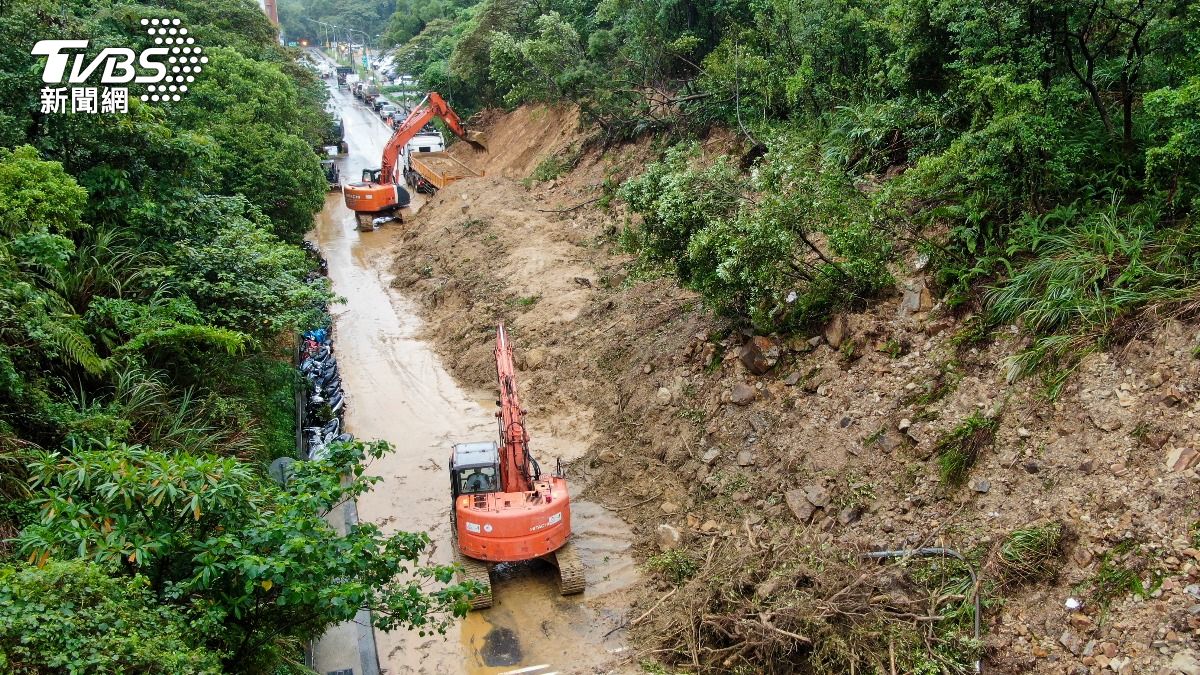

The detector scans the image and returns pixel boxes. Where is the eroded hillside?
[389,105,1200,674]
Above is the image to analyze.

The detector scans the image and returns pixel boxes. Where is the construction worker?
[465,469,493,493]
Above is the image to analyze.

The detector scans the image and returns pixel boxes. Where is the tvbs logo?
[33,18,206,114]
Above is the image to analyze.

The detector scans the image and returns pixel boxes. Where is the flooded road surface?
[310,70,638,675]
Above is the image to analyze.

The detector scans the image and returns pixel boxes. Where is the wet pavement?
[309,60,638,675]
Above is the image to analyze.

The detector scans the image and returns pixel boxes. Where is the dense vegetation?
[305,0,1200,393]
[0,0,469,671]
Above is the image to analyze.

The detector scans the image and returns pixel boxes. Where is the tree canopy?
[0,0,472,670]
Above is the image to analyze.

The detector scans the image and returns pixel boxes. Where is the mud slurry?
[313,87,638,674]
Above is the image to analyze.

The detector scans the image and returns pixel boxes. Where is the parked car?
[378,103,398,121]
[372,97,390,113]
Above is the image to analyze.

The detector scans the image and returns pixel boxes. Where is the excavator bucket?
[464,130,487,151]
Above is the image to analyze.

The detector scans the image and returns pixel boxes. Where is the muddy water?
[312,78,637,674]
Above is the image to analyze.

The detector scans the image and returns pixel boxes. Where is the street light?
[303,17,327,47]
[346,27,371,71]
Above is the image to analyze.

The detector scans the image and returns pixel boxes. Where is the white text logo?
[33,18,206,113]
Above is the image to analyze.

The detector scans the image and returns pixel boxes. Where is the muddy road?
[310,72,637,674]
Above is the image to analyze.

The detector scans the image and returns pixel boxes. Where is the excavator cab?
[362,168,382,184]
[450,442,500,497]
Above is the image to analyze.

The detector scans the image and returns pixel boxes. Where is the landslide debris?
[389,105,1200,674]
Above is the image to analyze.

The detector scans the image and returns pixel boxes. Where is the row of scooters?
[299,242,350,460]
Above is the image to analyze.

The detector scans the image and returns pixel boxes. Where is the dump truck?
[361,83,380,105]
[407,152,482,194]
[400,129,483,195]
[344,92,485,230]
[335,66,353,88]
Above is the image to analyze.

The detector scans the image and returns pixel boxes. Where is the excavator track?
[454,547,493,610]
[554,541,585,596]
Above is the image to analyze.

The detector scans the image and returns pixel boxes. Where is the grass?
[839,339,860,362]
[998,521,1063,582]
[646,549,699,585]
[863,426,885,446]
[597,166,621,210]
[834,471,876,510]
[530,149,579,182]
[933,412,998,486]
[896,553,986,673]
[1078,540,1164,610]
[879,337,906,358]
[510,294,540,308]
[949,315,991,349]
[986,200,1200,399]
[902,361,962,414]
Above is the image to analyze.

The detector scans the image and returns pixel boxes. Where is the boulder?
[804,484,831,508]
[731,383,756,405]
[656,524,684,551]
[785,490,816,523]
[739,336,781,375]
[736,450,755,467]
[823,314,849,349]
[899,279,934,317]
[1170,652,1200,675]
[837,506,862,525]
[1167,447,1200,472]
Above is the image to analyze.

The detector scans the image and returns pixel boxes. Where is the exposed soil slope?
[389,105,1200,674]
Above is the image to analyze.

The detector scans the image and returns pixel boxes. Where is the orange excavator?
[343,92,485,231]
[449,324,583,609]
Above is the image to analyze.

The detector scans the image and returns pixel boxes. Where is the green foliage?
[490,12,588,105]
[621,139,892,330]
[0,146,88,235]
[985,200,1200,397]
[530,151,576,181]
[1144,76,1200,213]
[19,439,474,670]
[317,0,1200,390]
[933,412,997,486]
[172,205,328,338]
[646,549,699,585]
[0,2,434,670]
[1079,540,1165,610]
[0,560,222,673]
[618,143,741,278]
[999,521,1063,583]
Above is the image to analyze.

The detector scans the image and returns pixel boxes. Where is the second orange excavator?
[448,324,584,609]
[343,92,484,231]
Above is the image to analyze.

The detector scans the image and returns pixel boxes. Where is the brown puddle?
[310,84,638,675]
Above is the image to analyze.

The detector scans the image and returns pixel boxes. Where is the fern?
[116,325,250,356]
[45,321,106,375]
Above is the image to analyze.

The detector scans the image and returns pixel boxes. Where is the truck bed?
[410,152,483,190]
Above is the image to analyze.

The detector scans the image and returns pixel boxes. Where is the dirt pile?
[390,105,1200,673]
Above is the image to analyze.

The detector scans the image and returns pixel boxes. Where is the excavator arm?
[494,323,537,494]
[378,92,485,185]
